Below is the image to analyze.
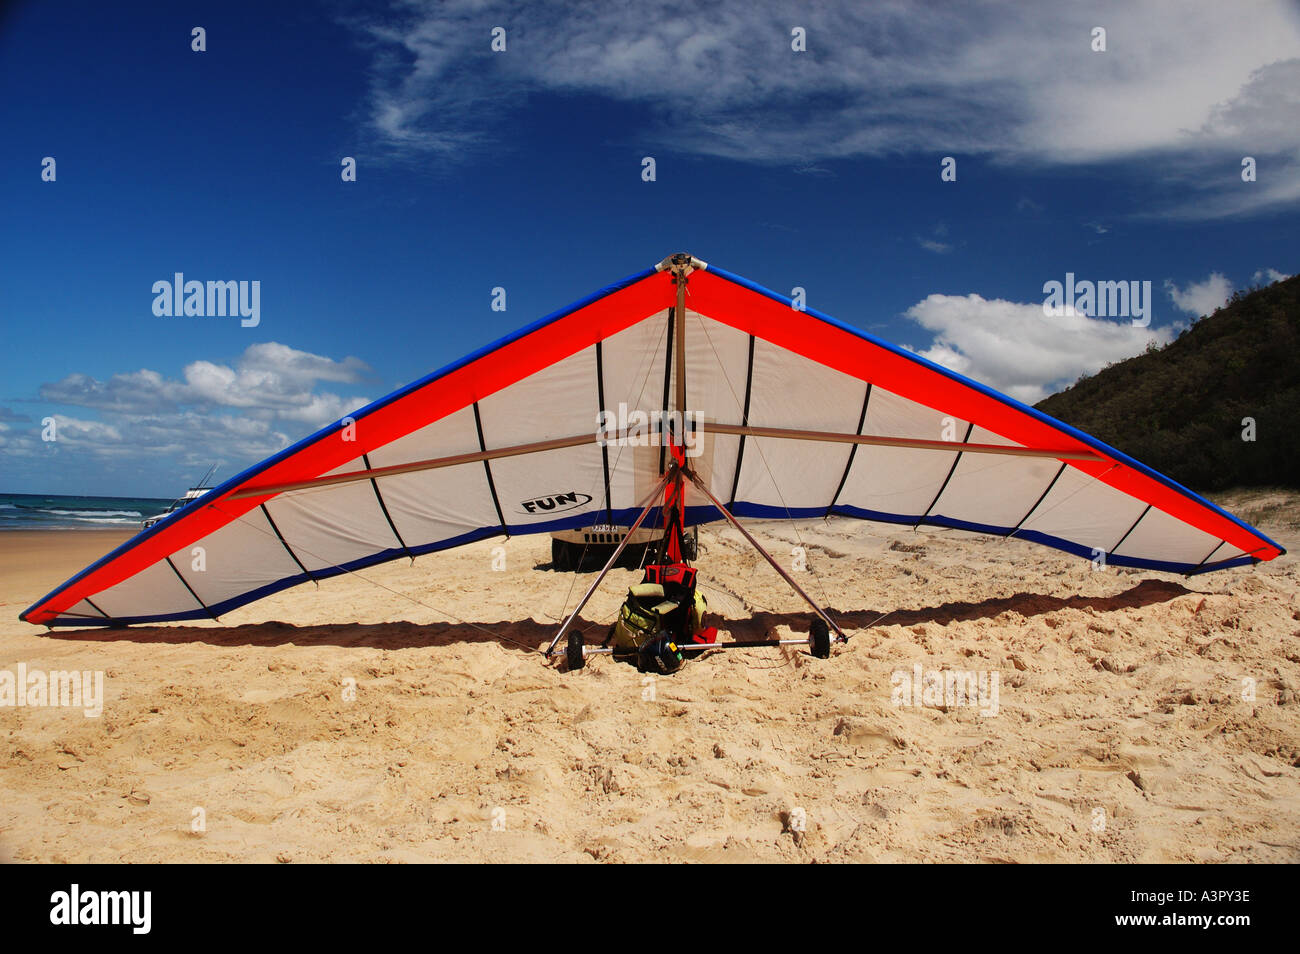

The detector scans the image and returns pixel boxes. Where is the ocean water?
[0,493,173,530]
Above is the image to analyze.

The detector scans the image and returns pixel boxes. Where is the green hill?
[1035,274,1300,492]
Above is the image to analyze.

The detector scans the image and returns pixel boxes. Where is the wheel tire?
[810,618,831,659]
[552,538,572,571]
[566,631,585,671]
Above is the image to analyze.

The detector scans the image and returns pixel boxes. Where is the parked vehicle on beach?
[141,465,218,529]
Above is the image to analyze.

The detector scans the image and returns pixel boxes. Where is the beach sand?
[1,489,1297,863]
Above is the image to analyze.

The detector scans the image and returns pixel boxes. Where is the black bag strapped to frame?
[605,563,708,670]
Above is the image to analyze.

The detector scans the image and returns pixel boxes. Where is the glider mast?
[548,253,848,663]
[659,253,694,565]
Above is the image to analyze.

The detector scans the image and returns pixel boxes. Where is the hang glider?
[21,253,1284,629]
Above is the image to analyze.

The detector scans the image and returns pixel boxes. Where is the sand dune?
[1,490,1297,863]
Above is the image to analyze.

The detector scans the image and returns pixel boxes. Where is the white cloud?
[1253,267,1292,284]
[276,392,374,425]
[238,342,371,386]
[917,223,953,253]
[37,369,184,415]
[0,412,296,488]
[1164,273,1233,317]
[14,343,374,487]
[348,1,1300,218]
[905,293,1173,404]
[41,342,371,421]
[917,238,952,254]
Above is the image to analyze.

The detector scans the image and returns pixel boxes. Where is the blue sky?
[2,0,1298,496]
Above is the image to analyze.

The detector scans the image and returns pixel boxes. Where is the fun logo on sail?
[517,491,592,516]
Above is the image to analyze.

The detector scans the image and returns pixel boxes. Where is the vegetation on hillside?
[1035,274,1299,492]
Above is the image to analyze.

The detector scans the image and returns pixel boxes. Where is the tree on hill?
[1035,274,1299,492]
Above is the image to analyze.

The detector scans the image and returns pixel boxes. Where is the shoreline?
[0,530,140,537]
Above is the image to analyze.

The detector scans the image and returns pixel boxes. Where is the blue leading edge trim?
[704,263,1286,559]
